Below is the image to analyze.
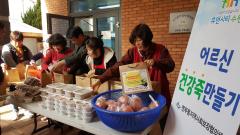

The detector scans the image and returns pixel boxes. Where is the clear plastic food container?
[46,83,65,93]
[54,96,64,105]
[54,104,60,109]
[82,110,94,117]
[76,114,82,120]
[46,87,56,93]
[40,102,47,109]
[24,97,33,103]
[40,95,47,101]
[68,111,76,118]
[59,98,67,106]
[46,96,55,104]
[39,88,48,96]
[82,96,94,104]
[55,107,60,112]
[66,99,75,107]
[67,106,75,113]
[73,89,92,100]
[75,108,82,115]
[47,104,55,111]
[82,103,93,113]
[61,109,68,115]
[55,87,64,95]
[82,115,93,123]
[75,102,82,110]
[64,88,74,98]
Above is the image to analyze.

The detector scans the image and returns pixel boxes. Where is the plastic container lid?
[73,90,92,99]
[82,103,93,112]
[66,100,76,108]
[24,97,33,103]
[82,115,92,123]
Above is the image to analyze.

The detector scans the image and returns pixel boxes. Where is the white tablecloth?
[19,101,153,135]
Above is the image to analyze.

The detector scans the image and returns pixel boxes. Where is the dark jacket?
[65,37,89,75]
[1,43,32,67]
[31,52,44,62]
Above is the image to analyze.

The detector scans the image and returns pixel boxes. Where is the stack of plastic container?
[39,83,95,122]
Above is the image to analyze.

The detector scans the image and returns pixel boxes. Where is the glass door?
[96,16,115,50]
[94,9,120,59]
[73,8,120,59]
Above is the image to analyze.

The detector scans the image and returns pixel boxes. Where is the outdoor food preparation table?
[19,101,153,135]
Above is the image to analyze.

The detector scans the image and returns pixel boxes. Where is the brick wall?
[121,0,200,97]
[44,0,68,16]
[41,0,68,48]
[42,0,200,97]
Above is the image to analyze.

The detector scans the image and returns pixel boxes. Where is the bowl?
[91,89,166,132]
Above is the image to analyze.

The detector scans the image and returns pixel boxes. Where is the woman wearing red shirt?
[92,23,175,131]
[42,33,73,71]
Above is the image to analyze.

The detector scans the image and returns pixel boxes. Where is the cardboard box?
[53,72,74,84]
[41,70,52,87]
[16,63,26,80]
[90,77,110,93]
[5,68,21,82]
[75,75,110,93]
[110,80,122,90]
[0,76,8,95]
[75,75,91,87]
[4,63,27,84]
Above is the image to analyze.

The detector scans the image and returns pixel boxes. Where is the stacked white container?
[39,83,95,122]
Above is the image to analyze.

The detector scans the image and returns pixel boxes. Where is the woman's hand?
[87,69,95,77]
[92,80,102,94]
[1,63,9,71]
[51,60,65,73]
[144,59,154,67]
[30,60,37,67]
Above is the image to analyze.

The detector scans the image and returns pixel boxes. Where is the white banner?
[164,0,240,135]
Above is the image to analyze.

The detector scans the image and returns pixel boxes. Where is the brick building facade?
[41,0,200,97]
[121,0,200,96]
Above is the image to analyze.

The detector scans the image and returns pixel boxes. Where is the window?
[70,0,120,13]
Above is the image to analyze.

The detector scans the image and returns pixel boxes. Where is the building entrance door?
[74,8,120,59]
